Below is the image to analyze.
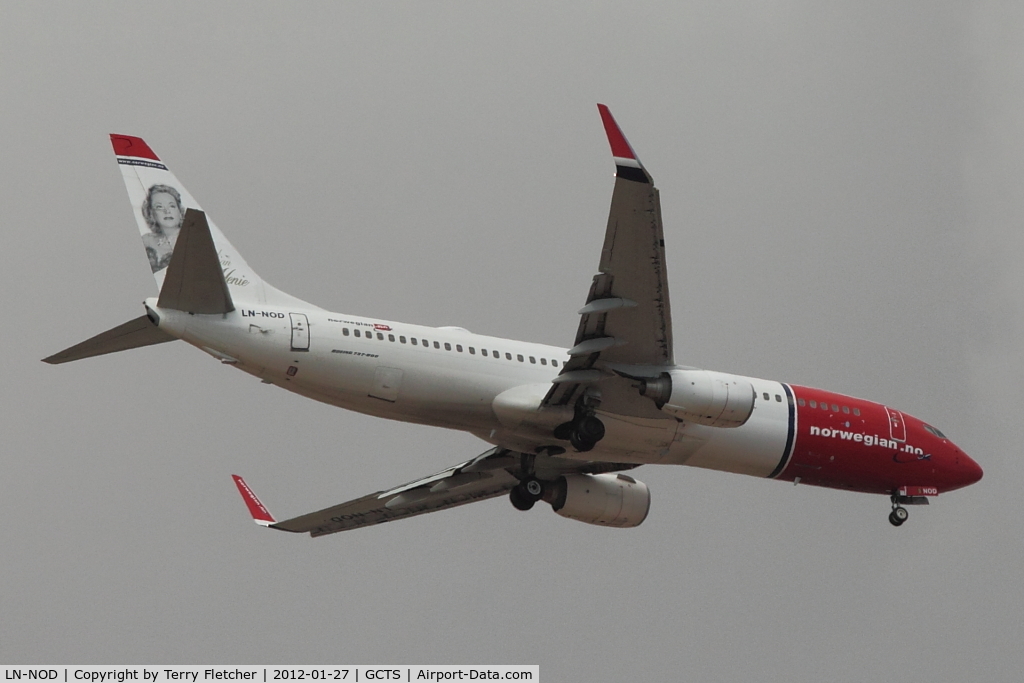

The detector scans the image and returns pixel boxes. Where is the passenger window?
[831,404,839,412]
[506,353,512,360]
[444,343,452,351]
[552,360,558,367]
[798,399,805,407]
[422,339,428,346]
[481,349,487,356]
[433,341,440,349]
[821,403,828,411]
[469,347,476,355]
[343,328,350,336]
[809,400,816,408]
[377,333,384,340]
[529,356,536,364]
[399,336,406,343]
[388,334,395,342]
[853,408,861,416]
[775,395,782,402]
[842,406,849,414]
[763,392,770,401]
[456,345,463,352]
[354,329,361,338]
[411,338,418,346]
[540,358,547,365]
[493,351,500,359]
[517,354,524,362]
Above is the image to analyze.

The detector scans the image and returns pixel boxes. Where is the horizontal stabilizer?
[157,209,235,314]
[42,315,176,365]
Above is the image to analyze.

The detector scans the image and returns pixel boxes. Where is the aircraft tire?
[888,508,908,527]
[576,415,606,443]
[509,486,535,511]
[570,432,595,452]
[524,478,544,499]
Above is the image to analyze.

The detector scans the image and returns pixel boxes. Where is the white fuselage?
[153,299,794,481]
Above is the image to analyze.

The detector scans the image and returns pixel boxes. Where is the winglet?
[597,104,650,184]
[232,475,276,526]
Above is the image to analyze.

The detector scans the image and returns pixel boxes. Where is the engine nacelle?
[552,473,651,528]
[640,369,755,428]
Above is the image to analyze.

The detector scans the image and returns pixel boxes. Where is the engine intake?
[551,473,651,528]
[641,369,755,428]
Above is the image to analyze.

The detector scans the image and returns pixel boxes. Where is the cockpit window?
[923,424,947,439]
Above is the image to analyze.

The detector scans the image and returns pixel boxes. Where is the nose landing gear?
[887,489,931,526]
[889,493,909,527]
[888,505,909,527]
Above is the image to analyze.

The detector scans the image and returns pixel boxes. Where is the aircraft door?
[289,313,310,351]
[370,367,403,402]
[885,406,906,442]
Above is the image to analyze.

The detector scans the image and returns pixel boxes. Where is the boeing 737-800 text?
[44,106,982,535]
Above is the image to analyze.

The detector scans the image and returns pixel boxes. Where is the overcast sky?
[2,1,1023,679]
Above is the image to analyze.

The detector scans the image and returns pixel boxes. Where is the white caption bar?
[1,668,538,683]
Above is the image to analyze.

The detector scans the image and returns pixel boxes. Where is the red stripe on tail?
[110,134,160,160]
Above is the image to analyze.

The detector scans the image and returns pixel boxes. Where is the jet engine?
[640,369,755,428]
[550,473,651,528]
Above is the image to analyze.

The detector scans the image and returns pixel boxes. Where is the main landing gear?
[553,413,606,453]
[509,477,544,511]
[889,493,909,527]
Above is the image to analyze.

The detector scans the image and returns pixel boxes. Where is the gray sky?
[2,1,1022,679]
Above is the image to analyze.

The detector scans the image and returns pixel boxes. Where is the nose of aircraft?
[953,449,984,489]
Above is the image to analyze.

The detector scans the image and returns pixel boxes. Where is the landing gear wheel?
[576,415,606,443]
[509,485,535,511]
[570,431,595,452]
[553,422,574,441]
[524,478,544,499]
[889,507,908,527]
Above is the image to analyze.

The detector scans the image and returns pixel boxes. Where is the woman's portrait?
[141,184,185,272]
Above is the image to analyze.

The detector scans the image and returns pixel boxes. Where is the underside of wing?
[234,448,641,538]
[545,105,675,418]
[272,450,520,537]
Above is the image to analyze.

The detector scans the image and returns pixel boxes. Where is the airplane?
[43,105,983,536]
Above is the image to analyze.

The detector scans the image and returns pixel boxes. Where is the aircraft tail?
[42,314,175,364]
[41,136,319,366]
[110,134,310,309]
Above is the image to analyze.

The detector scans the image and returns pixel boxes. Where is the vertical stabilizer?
[110,135,313,309]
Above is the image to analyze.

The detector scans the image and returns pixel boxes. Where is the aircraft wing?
[234,448,637,537]
[544,105,674,418]
[234,449,518,537]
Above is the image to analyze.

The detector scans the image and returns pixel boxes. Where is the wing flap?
[42,314,176,365]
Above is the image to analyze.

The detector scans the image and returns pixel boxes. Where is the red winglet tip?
[597,104,636,161]
[232,475,276,525]
[110,134,160,161]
